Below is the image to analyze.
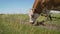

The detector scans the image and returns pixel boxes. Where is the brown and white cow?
[29,0,60,24]
[29,0,48,24]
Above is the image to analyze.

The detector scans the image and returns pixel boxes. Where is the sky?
[0,0,34,14]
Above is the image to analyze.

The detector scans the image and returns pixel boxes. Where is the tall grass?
[0,14,60,34]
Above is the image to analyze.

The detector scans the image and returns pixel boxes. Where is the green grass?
[0,14,60,34]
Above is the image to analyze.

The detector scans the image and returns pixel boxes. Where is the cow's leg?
[49,13,52,20]
[29,10,39,24]
[45,9,52,21]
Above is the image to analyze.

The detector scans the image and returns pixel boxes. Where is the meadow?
[0,14,60,34]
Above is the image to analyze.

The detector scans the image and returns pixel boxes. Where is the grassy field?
[0,14,60,34]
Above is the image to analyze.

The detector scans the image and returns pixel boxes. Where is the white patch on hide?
[29,10,39,23]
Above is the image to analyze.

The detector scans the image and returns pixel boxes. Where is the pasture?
[0,14,60,34]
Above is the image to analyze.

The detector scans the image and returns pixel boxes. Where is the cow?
[43,0,60,12]
[29,0,60,25]
[43,0,60,21]
[29,0,49,25]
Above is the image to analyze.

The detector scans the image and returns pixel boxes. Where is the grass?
[0,14,60,34]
